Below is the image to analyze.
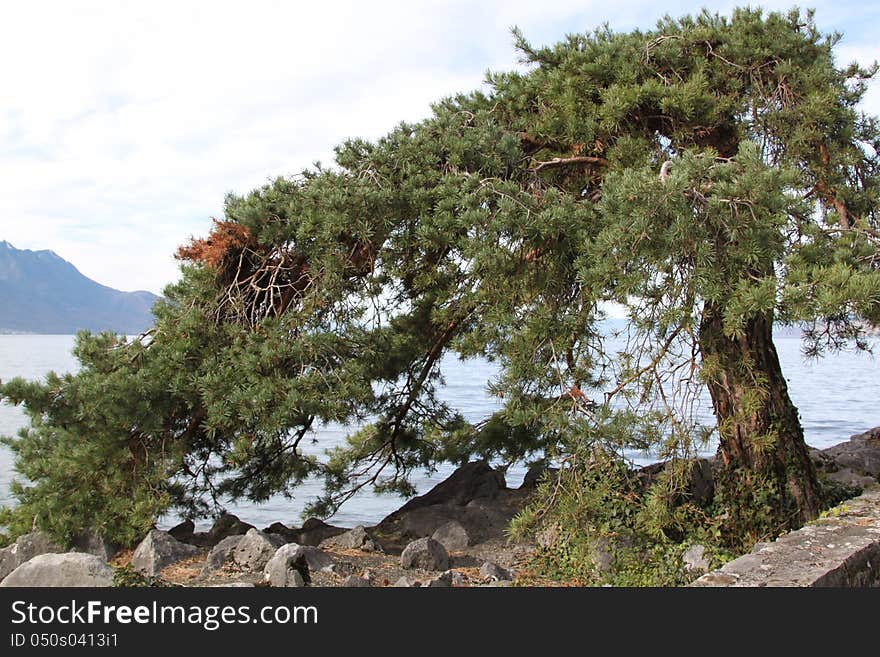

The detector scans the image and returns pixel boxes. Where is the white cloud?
[1,1,877,294]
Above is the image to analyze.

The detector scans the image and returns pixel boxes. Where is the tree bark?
[699,304,822,543]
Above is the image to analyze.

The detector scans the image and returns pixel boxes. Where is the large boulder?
[233,529,287,572]
[200,535,245,576]
[400,537,449,571]
[0,532,63,583]
[397,461,506,510]
[0,553,113,587]
[131,530,201,577]
[296,518,348,547]
[821,427,880,480]
[375,461,525,549]
[263,544,333,586]
[168,520,196,542]
[209,514,256,543]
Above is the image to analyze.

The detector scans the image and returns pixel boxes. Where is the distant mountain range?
[0,240,158,334]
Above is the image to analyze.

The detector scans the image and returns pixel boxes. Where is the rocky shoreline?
[2,427,879,588]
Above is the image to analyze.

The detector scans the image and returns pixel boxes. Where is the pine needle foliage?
[1,7,877,580]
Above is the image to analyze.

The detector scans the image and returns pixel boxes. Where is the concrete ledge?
[691,487,880,587]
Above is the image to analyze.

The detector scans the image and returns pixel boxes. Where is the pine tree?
[1,8,877,564]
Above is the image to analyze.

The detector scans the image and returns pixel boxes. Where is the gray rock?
[209,514,255,543]
[426,570,466,587]
[591,536,615,574]
[232,529,286,572]
[431,521,470,551]
[822,427,880,478]
[426,571,454,587]
[686,459,715,505]
[292,545,334,573]
[297,518,347,546]
[319,525,381,552]
[200,535,244,575]
[264,544,315,587]
[683,544,711,573]
[0,553,113,587]
[341,575,371,587]
[400,537,449,571]
[168,519,195,542]
[0,531,64,582]
[264,522,299,542]
[479,561,512,581]
[0,547,16,582]
[392,576,421,587]
[1,532,64,582]
[520,463,558,489]
[131,529,201,577]
[826,468,876,489]
[69,532,118,561]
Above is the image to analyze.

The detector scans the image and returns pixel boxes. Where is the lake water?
[1,333,877,530]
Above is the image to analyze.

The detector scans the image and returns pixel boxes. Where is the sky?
[1,1,878,295]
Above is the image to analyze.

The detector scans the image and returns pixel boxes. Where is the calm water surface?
[1,333,877,530]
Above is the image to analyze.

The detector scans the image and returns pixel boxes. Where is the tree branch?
[532,156,610,172]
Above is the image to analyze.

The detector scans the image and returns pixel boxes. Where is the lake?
[1,333,877,530]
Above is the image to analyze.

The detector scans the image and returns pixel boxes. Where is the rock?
[0,531,63,582]
[686,459,715,505]
[431,521,470,551]
[426,571,453,587]
[0,553,113,587]
[69,532,118,561]
[297,518,348,546]
[232,529,286,572]
[822,427,880,479]
[392,576,421,587]
[520,463,558,489]
[400,537,449,571]
[591,536,615,574]
[264,522,299,542]
[209,514,256,542]
[826,468,876,489]
[479,561,512,582]
[0,547,15,582]
[292,545,334,573]
[342,575,371,587]
[427,570,466,587]
[320,525,381,552]
[200,535,244,575]
[399,461,506,511]
[168,519,195,542]
[683,544,711,573]
[131,530,201,577]
[263,544,318,587]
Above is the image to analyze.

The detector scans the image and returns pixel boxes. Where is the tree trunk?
[699,304,822,545]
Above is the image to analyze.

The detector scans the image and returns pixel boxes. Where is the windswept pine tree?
[2,7,878,580]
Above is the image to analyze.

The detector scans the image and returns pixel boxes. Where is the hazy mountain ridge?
[0,240,157,334]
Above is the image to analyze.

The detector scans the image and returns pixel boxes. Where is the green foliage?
[0,7,877,583]
[112,565,177,588]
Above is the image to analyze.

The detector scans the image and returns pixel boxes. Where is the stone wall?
[691,487,880,587]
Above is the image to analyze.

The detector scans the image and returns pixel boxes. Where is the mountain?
[0,240,158,334]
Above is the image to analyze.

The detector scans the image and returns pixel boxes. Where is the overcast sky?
[2,1,878,295]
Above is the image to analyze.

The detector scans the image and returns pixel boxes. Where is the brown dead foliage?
[176,219,255,269]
